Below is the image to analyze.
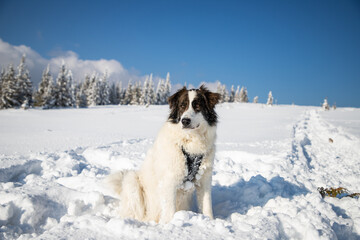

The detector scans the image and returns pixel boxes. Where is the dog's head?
[168,85,221,129]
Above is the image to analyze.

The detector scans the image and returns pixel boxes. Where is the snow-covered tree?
[109,82,121,105]
[0,65,19,108]
[85,73,99,106]
[234,86,240,102]
[164,72,171,104]
[75,82,87,108]
[148,74,156,105]
[266,91,273,105]
[0,68,4,108]
[122,81,133,105]
[223,86,229,102]
[98,71,110,105]
[155,79,164,105]
[253,96,259,103]
[130,82,141,105]
[54,62,73,108]
[91,75,101,106]
[217,82,229,103]
[34,65,55,108]
[239,87,248,103]
[16,55,33,108]
[140,76,149,105]
[229,85,235,102]
[67,70,75,106]
[81,74,91,106]
[322,98,330,110]
[117,82,125,104]
[43,76,56,109]
[155,73,171,105]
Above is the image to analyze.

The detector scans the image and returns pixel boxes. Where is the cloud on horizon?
[0,39,222,94]
[0,39,164,88]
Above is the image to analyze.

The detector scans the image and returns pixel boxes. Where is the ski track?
[1,107,360,239]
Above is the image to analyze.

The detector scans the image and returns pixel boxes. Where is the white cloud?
[199,81,221,92]
[0,39,163,88]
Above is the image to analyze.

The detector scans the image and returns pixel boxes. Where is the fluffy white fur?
[107,90,217,223]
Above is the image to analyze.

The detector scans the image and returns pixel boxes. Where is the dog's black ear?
[168,87,187,109]
[199,85,221,109]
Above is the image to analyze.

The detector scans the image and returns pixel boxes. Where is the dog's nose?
[181,118,191,127]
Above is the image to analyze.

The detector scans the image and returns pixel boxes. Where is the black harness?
[181,147,204,182]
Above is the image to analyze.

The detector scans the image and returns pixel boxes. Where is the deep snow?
[0,104,359,239]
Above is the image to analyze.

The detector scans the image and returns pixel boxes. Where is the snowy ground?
[0,104,360,239]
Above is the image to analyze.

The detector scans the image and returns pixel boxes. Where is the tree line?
[216,82,274,105]
[0,55,171,109]
[0,55,274,110]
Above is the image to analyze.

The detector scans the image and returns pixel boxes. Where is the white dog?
[107,85,220,223]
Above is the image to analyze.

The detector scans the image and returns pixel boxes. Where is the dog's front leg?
[159,180,177,223]
[196,168,214,219]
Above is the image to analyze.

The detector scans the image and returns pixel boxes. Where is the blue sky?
[0,0,360,107]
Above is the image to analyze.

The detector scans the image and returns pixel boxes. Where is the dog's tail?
[106,170,145,220]
[106,170,127,196]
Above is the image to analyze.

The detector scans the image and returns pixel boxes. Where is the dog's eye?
[193,103,200,111]
[180,103,186,109]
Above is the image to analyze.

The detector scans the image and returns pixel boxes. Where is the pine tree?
[222,85,229,102]
[253,96,259,103]
[155,80,162,104]
[117,82,125,105]
[54,62,73,108]
[82,74,91,106]
[98,71,110,105]
[0,68,4,108]
[266,91,273,105]
[239,87,248,103]
[140,76,149,105]
[86,73,99,106]
[0,65,19,108]
[75,82,87,108]
[234,86,240,102]
[122,81,133,105]
[90,75,101,106]
[16,55,33,108]
[109,82,119,105]
[216,82,225,103]
[67,70,75,106]
[148,75,156,105]
[43,77,56,109]
[164,72,171,104]
[229,85,235,102]
[34,65,53,107]
[130,82,141,105]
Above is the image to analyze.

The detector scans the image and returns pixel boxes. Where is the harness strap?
[181,147,204,182]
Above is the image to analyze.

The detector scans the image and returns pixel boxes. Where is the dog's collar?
[181,147,204,182]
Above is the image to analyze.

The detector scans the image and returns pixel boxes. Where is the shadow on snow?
[212,175,308,219]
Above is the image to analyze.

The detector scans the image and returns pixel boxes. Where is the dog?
[107,85,220,223]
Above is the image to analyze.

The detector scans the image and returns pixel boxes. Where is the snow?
[1,103,360,239]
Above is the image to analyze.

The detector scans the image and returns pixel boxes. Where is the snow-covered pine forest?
[0,55,265,110]
[0,56,172,109]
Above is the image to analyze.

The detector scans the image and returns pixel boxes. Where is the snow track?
[1,105,359,239]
